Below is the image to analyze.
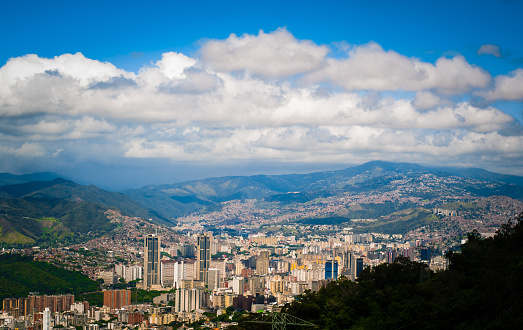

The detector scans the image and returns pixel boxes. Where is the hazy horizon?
[3,159,523,192]
[2,0,523,189]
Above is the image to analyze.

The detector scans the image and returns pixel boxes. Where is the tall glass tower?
[144,234,161,290]
[196,234,211,284]
[325,259,338,280]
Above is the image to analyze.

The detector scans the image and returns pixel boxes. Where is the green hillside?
[0,254,100,300]
[0,197,116,245]
[0,178,170,224]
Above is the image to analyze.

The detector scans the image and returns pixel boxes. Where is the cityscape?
[0,211,463,329]
[2,1,523,329]
[1,164,523,329]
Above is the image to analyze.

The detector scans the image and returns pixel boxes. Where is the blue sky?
[1,0,523,189]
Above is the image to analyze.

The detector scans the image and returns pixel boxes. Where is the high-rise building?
[249,276,265,295]
[355,258,364,278]
[43,307,51,330]
[161,260,175,288]
[144,234,161,290]
[343,251,353,271]
[350,255,364,280]
[420,248,432,262]
[403,248,415,261]
[210,259,226,284]
[256,250,270,275]
[325,259,338,280]
[387,250,398,263]
[208,268,221,291]
[173,260,185,289]
[196,234,211,284]
[115,264,143,283]
[175,288,203,313]
[235,260,245,275]
[103,290,131,310]
[27,294,74,313]
[232,277,245,295]
[3,298,17,311]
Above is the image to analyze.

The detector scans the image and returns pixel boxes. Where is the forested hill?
[0,179,171,245]
[270,213,523,330]
[0,178,168,224]
[0,254,99,300]
[0,197,115,245]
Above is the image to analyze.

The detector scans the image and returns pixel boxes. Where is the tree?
[284,213,523,329]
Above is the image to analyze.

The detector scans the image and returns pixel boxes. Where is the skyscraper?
[144,234,161,290]
[350,255,364,281]
[325,259,338,280]
[256,250,270,275]
[196,234,211,284]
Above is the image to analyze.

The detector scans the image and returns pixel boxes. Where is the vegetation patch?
[296,216,351,225]
[352,208,434,234]
[0,254,100,300]
[37,217,59,222]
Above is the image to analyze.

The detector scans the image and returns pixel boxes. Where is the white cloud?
[0,142,46,157]
[413,91,447,110]
[200,28,329,78]
[0,53,129,93]
[0,29,521,178]
[122,125,523,166]
[482,68,523,100]
[154,52,196,80]
[304,42,491,93]
[477,44,502,57]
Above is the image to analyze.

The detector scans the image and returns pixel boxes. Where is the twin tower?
[143,233,211,290]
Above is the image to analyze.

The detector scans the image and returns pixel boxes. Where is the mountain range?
[120,161,523,219]
[1,161,523,244]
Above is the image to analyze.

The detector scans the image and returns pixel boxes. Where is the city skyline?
[1,1,523,189]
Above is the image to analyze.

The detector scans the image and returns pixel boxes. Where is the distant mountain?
[0,172,64,186]
[5,162,522,230]
[0,178,169,224]
[430,166,523,187]
[123,160,523,219]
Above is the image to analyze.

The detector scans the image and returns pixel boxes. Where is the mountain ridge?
[0,178,169,223]
[121,161,523,219]
[3,161,523,225]
[0,172,64,187]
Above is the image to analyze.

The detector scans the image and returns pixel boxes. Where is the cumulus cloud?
[477,44,502,57]
[482,68,523,100]
[0,28,522,179]
[0,142,46,157]
[122,125,523,166]
[200,28,328,78]
[413,91,447,110]
[0,53,129,93]
[303,42,491,93]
